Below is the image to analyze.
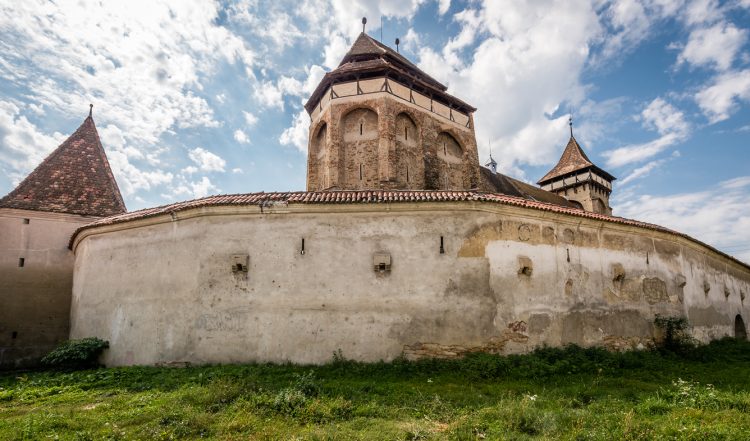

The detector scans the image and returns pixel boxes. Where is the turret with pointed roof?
[538,119,615,215]
[0,108,126,217]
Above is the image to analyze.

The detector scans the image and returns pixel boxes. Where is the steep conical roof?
[0,112,126,217]
[537,136,614,185]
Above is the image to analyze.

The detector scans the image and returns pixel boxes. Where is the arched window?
[396,113,419,188]
[436,132,464,189]
[342,108,379,188]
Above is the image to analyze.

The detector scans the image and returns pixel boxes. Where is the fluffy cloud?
[414,1,601,169]
[234,129,250,144]
[0,0,255,197]
[695,69,750,123]
[279,110,310,152]
[243,111,259,126]
[188,147,226,172]
[0,100,65,183]
[615,176,750,264]
[604,98,689,168]
[677,22,747,71]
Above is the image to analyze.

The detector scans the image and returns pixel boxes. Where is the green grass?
[1,338,749,440]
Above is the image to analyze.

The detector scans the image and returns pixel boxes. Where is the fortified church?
[1,31,748,368]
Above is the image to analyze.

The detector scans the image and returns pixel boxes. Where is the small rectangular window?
[22,218,30,224]
[18,258,25,267]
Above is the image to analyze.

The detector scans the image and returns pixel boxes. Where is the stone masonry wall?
[306,87,480,191]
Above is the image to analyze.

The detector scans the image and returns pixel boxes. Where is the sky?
[0,0,749,262]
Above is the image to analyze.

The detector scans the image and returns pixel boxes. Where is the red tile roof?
[0,115,126,217]
[538,136,615,185]
[68,190,749,270]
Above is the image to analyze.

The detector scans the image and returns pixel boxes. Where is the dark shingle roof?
[538,136,615,185]
[305,33,475,115]
[0,115,126,217]
[479,167,575,207]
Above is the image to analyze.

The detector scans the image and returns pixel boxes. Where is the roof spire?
[89,103,93,118]
[569,114,573,138]
[362,17,367,33]
[485,138,497,174]
[395,38,400,53]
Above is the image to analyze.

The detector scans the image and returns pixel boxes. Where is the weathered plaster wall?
[0,208,98,368]
[306,86,480,191]
[70,203,750,366]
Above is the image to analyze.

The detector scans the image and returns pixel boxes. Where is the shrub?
[653,315,694,353]
[41,337,109,370]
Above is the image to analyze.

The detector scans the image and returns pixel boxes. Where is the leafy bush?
[40,337,109,369]
[654,314,695,352]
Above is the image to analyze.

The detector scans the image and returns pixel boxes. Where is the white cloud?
[190,176,219,198]
[437,0,451,15]
[232,167,244,174]
[619,159,667,185]
[279,109,310,152]
[677,22,747,71]
[615,179,750,264]
[243,111,259,126]
[0,0,255,198]
[604,98,689,168]
[188,147,226,172]
[234,129,250,144]
[695,69,750,123]
[0,100,65,183]
[681,0,723,26]
[412,1,605,171]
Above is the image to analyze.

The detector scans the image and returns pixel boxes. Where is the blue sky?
[1,0,749,261]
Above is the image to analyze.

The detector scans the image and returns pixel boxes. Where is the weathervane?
[395,38,400,53]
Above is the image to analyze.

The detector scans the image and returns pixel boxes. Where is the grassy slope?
[1,339,749,440]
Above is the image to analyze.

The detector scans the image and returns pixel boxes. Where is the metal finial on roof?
[395,38,400,53]
[362,17,367,33]
[89,103,93,118]
[485,138,497,174]
[569,115,573,137]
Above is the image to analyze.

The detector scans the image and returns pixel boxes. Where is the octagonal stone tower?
[304,33,480,191]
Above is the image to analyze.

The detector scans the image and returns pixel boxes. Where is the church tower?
[537,118,616,215]
[304,26,480,191]
[0,106,125,368]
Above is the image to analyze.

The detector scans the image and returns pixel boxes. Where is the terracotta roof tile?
[0,115,126,217]
[68,190,749,270]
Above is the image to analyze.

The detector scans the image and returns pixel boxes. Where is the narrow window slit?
[440,236,445,254]
[359,123,363,135]
[404,127,408,140]
[22,218,29,224]
[18,258,25,267]
[301,238,305,255]
[359,164,363,180]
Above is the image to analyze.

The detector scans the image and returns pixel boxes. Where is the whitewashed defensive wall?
[69,193,750,366]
